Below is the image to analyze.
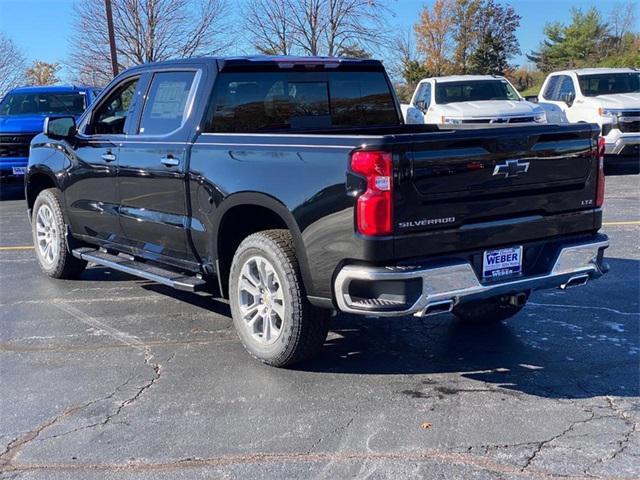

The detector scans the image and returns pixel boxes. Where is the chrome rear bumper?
[334,237,609,317]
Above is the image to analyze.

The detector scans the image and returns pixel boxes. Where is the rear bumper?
[334,234,609,317]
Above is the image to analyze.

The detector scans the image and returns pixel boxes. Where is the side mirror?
[44,116,77,139]
[525,95,538,103]
[560,92,575,107]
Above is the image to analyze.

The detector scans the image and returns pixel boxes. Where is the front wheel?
[452,292,529,324]
[32,188,87,279]
[229,229,330,367]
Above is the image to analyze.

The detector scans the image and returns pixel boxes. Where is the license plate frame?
[12,167,26,176]
[482,246,523,280]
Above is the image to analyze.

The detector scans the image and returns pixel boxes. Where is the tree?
[468,0,521,75]
[527,7,609,72]
[414,0,454,76]
[67,0,230,86]
[0,34,26,97]
[451,0,482,74]
[245,0,294,55]
[25,61,61,86]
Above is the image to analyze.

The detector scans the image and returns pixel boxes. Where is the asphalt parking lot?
[0,171,638,480]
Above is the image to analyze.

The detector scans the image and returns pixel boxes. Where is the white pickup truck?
[537,68,640,167]
[402,75,547,126]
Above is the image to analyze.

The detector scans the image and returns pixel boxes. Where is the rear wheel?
[229,229,330,367]
[32,188,87,279]
[452,292,529,324]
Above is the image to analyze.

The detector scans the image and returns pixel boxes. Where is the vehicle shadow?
[0,179,26,201]
[605,163,639,175]
[295,256,639,400]
[75,256,638,400]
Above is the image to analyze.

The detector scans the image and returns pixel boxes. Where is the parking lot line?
[603,221,640,226]
[0,245,33,251]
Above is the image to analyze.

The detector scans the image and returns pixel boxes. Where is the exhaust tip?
[420,299,455,317]
[560,274,589,290]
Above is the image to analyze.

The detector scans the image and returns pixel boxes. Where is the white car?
[402,75,547,126]
[538,68,640,167]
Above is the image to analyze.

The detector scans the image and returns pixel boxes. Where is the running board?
[72,247,206,292]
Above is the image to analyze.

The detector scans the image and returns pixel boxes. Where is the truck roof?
[124,55,384,73]
[9,85,99,94]
[426,75,506,83]
[552,67,639,76]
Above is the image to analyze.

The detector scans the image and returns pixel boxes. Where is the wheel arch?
[25,168,59,218]
[213,192,313,299]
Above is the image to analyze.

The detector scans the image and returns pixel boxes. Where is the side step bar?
[72,247,207,292]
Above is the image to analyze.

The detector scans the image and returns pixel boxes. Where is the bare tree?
[67,0,231,86]
[326,0,391,56]
[289,0,324,55]
[243,0,390,57]
[608,1,637,52]
[0,34,26,97]
[245,0,295,55]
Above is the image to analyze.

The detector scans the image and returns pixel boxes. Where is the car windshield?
[435,80,520,104]
[578,73,640,97]
[0,92,86,116]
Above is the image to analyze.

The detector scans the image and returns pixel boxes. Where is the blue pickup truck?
[0,85,100,178]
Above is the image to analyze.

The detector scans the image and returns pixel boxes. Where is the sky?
[0,0,638,82]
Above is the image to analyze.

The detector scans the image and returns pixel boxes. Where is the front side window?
[543,76,560,100]
[138,71,196,135]
[578,73,640,97]
[557,76,576,98]
[0,92,86,116]
[89,78,139,135]
[434,80,520,104]
[206,71,398,133]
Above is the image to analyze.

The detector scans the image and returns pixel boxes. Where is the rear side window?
[139,71,196,135]
[205,71,398,133]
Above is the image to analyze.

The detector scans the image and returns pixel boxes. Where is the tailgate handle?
[161,155,179,167]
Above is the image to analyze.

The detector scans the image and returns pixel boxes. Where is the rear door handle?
[101,152,116,162]
[161,156,179,167]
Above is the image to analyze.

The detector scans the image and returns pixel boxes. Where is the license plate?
[483,246,522,279]
[12,167,26,175]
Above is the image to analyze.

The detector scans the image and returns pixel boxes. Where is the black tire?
[452,292,528,324]
[229,229,330,367]
[32,188,87,279]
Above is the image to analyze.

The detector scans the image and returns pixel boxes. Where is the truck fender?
[212,192,315,297]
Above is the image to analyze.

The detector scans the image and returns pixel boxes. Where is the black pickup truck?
[26,56,609,366]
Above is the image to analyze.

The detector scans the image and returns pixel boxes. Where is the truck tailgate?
[391,124,601,257]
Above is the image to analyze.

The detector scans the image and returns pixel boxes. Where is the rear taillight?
[596,136,605,208]
[350,150,393,236]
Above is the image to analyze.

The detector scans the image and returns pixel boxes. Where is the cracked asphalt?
[0,169,638,479]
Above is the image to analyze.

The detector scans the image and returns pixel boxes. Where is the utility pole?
[104,0,119,77]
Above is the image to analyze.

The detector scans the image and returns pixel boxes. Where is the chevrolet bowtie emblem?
[493,159,530,178]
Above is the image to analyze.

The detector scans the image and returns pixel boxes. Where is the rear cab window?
[205,70,399,133]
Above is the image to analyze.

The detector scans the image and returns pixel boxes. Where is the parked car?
[26,56,608,367]
[0,85,101,178]
[402,75,548,125]
[537,68,640,168]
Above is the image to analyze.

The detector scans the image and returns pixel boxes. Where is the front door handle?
[161,156,179,167]
[101,152,116,162]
